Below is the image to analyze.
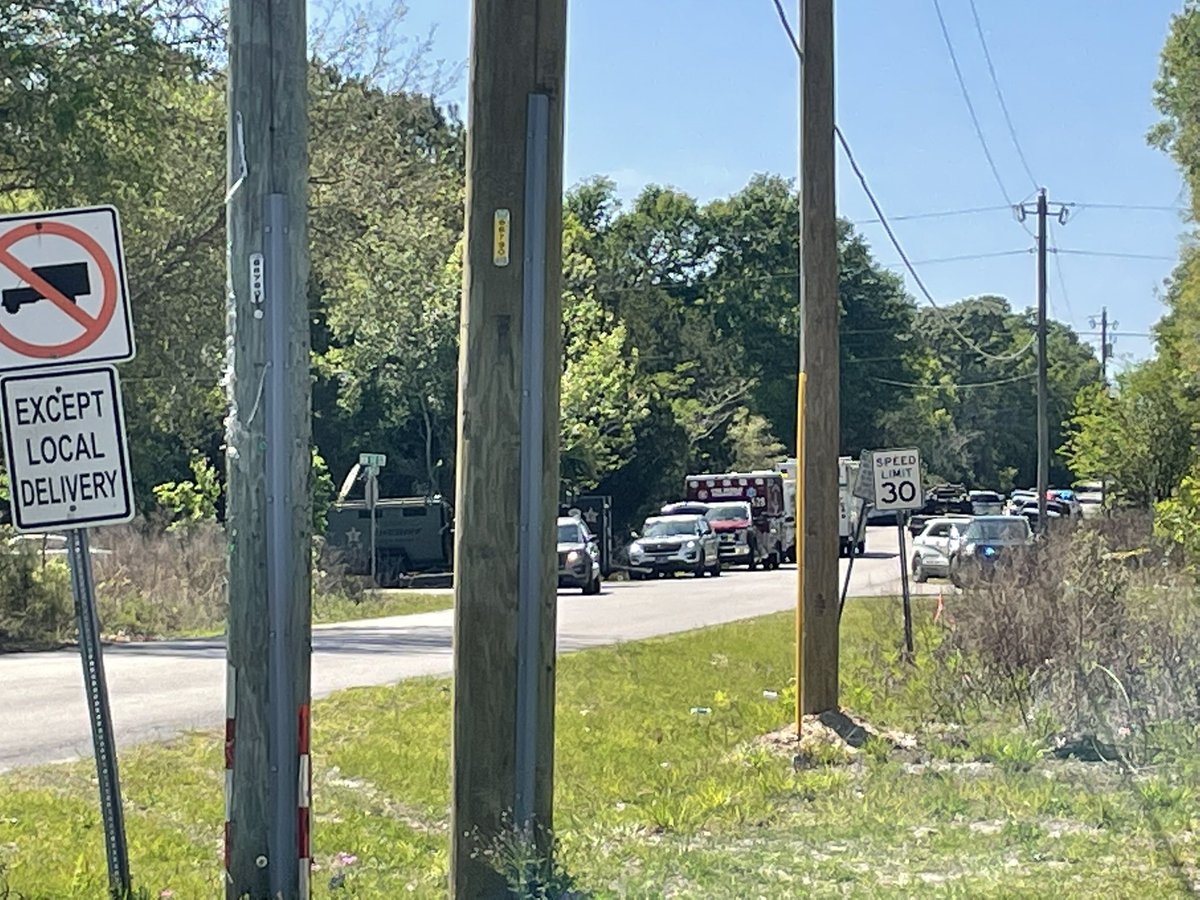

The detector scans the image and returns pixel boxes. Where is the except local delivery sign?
[0,366,134,531]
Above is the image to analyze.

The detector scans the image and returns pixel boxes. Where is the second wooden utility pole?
[451,2,567,896]
[1035,189,1049,529]
[225,0,312,895]
[798,0,840,715]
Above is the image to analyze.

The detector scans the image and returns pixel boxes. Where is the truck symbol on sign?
[2,262,90,314]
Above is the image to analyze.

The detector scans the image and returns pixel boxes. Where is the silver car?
[910,516,972,582]
[557,516,601,594]
[627,514,721,578]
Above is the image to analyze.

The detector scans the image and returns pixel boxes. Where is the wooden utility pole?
[797,0,840,715]
[1018,189,1069,532]
[452,2,567,896]
[1035,189,1049,530]
[225,0,312,895]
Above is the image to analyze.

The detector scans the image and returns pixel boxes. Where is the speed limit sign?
[870,448,923,511]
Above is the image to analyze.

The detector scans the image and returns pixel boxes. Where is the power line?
[931,0,1014,205]
[968,0,1038,189]
[853,204,1011,224]
[771,0,1034,364]
[872,371,1037,390]
[1046,220,1075,321]
[1052,248,1178,262]
[1071,202,1188,213]
[904,249,1031,266]
[836,125,1035,363]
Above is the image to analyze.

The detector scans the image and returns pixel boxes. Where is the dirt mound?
[755,709,920,767]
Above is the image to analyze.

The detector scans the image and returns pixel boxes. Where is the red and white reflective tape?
[224,663,236,875]
[298,703,312,897]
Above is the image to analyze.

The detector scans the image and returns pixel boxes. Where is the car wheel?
[583,572,601,595]
[694,552,706,578]
[710,557,722,577]
[768,551,780,570]
[912,555,927,583]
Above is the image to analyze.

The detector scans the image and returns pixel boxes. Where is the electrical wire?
[968,0,1037,189]
[1052,248,1178,262]
[1046,220,1075,322]
[836,125,1036,363]
[931,0,1014,205]
[853,204,1010,225]
[772,0,1035,364]
[1070,202,1188,213]
[871,371,1037,390]
[905,249,1031,266]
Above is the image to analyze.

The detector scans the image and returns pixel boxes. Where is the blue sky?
[395,0,1190,371]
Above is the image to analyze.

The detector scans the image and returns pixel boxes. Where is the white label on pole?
[0,365,134,531]
[249,252,265,305]
[870,448,923,511]
[0,206,134,372]
[493,209,511,266]
[359,452,386,469]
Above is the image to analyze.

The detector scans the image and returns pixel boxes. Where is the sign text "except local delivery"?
[1,366,133,531]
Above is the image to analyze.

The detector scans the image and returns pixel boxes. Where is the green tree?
[1064,359,1196,506]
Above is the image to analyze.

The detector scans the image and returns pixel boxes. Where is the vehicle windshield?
[965,519,1030,542]
[643,520,697,537]
[706,504,750,522]
[557,523,582,543]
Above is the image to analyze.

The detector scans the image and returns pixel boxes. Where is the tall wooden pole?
[225,0,312,894]
[1035,188,1049,531]
[798,0,840,714]
[452,2,567,896]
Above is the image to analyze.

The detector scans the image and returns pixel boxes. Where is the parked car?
[1006,489,1036,516]
[1016,498,1070,525]
[703,501,766,569]
[949,516,1035,586]
[627,514,721,578]
[1048,489,1083,518]
[557,516,601,595]
[908,484,974,536]
[968,490,1005,516]
[6,533,111,559]
[910,515,973,583]
[1075,481,1104,518]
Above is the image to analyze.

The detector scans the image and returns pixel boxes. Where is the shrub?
[931,516,1200,754]
[0,529,74,649]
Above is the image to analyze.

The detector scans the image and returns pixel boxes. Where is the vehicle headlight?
[963,543,976,555]
[566,550,582,564]
[685,540,697,550]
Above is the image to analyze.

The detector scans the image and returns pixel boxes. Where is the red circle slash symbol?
[0,221,118,360]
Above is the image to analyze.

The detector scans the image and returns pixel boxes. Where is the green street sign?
[359,452,387,469]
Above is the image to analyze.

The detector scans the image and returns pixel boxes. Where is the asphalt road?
[0,526,940,772]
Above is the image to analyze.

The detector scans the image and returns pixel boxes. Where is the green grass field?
[1,598,1196,897]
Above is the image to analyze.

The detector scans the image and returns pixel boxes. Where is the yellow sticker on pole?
[493,209,511,266]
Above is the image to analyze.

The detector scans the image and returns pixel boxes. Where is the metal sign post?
[841,452,876,617]
[365,467,379,585]
[867,448,923,659]
[896,514,915,658]
[67,528,131,897]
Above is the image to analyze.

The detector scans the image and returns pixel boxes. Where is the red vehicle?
[684,472,787,569]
